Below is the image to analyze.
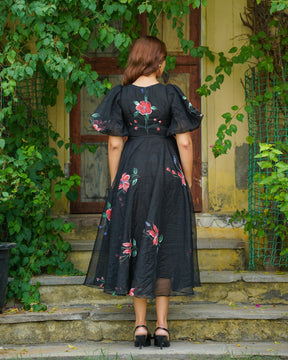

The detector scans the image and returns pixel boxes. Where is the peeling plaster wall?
[201,0,249,214]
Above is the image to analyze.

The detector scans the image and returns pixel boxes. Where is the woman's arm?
[108,136,124,186]
[175,132,193,190]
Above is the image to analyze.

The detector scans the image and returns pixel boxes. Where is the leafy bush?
[232,142,288,264]
[0,118,82,311]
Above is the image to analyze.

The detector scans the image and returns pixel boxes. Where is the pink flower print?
[166,167,171,172]
[118,173,130,192]
[134,126,138,130]
[129,288,135,296]
[172,170,176,174]
[154,118,157,122]
[157,127,160,131]
[92,120,104,131]
[148,224,159,246]
[136,101,152,115]
[106,208,112,221]
[177,171,186,186]
[122,242,132,256]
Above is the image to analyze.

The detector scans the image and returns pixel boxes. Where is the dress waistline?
[128,134,170,139]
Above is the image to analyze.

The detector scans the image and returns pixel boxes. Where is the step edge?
[69,239,246,251]
[20,271,288,286]
[1,304,287,325]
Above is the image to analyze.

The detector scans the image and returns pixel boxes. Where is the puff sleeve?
[89,85,128,137]
[167,84,203,136]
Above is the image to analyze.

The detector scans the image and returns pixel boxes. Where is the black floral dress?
[84,83,203,298]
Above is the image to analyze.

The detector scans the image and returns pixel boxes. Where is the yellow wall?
[48,80,69,214]
[201,0,249,214]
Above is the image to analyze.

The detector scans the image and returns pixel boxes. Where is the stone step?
[2,340,288,360]
[67,238,246,273]
[1,302,288,345]
[6,271,287,307]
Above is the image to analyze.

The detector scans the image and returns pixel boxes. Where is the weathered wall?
[201,0,249,214]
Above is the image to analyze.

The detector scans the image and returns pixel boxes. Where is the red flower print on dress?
[106,208,112,221]
[166,156,187,186]
[144,222,163,252]
[92,119,105,132]
[122,242,132,256]
[148,224,160,246]
[119,238,137,263]
[136,101,152,115]
[118,169,139,205]
[178,171,186,186]
[118,173,130,192]
[133,93,157,134]
[129,288,135,296]
[96,276,105,288]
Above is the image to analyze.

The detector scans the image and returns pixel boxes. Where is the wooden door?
[70,8,202,213]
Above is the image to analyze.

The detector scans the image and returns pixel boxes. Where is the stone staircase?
[1,214,288,349]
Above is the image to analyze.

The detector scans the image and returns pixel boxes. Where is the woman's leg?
[133,297,148,336]
[155,296,169,338]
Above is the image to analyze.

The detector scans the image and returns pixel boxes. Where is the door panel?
[70,8,202,213]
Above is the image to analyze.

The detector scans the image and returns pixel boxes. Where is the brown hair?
[123,36,167,86]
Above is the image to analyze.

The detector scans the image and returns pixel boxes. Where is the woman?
[85,36,202,349]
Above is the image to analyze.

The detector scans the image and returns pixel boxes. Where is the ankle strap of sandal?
[134,324,148,333]
[155,326,169,335]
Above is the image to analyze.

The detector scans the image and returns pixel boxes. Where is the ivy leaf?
[114,33,123,48]
[245,105,252,114]
[205,75,213,82]
[236,113,244,122]
[229,47,238,53]
[246,136,254,145]
[138,4,146,14]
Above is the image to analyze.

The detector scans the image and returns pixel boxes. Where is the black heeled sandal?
[134,325,151,349]
[154,327,170,349]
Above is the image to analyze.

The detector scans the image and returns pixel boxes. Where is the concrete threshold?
[0,340,287,359]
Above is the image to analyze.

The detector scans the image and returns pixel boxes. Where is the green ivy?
[0,117,85,311]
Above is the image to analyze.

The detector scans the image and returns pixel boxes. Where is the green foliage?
[0,117,83,311]
[231,142,288,257]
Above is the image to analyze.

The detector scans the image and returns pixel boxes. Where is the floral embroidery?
[99,202,112,236]
[96,276,105,288]
[119,238,137,263]
[129,288,135,296]
[118,168,139,199]
[133,92,159,134]
[119,173,130,192]
[166,156,187,186]
[135,101,152,115]
[90,113,106,132]
[103,202,112,221]
[144,222,163,251]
